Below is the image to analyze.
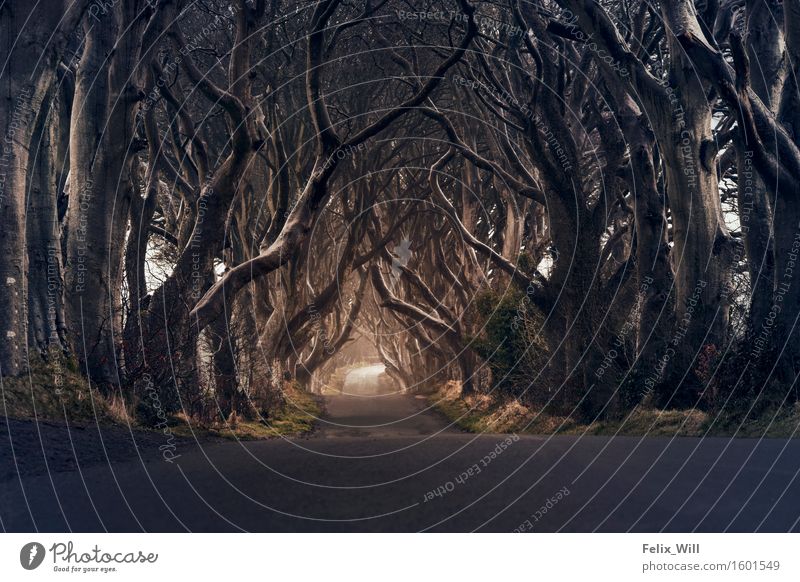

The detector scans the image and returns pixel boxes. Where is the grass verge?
[423,381,797,437]
[3,360,322,441]
[171,382,323,440]
[0,356,128,425]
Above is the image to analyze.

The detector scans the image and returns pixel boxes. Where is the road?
[2,366,800,532]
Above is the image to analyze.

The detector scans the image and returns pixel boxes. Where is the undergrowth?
[0,355,128,425]
[171,381,323,440]
[3,359,321,440]
[425,381,799,437]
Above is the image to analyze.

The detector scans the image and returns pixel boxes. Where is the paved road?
[3,367,800,532]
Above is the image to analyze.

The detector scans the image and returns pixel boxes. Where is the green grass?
[171,382,323,440]
[705,402,800,438]
[3,360,322,440]
[423,382,777,437]
[588,407,708,437]
[261,382,323,436]
[0,355,128,424]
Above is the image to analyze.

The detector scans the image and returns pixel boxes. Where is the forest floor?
[425,382,800,439]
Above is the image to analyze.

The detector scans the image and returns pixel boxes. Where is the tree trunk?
[614,95,675,408]
[0,0,87,376]
[209,313,238,419]
[739,0,783,339]
[27,86,69,357]
[654,1,734,405]
[64,9,142,387]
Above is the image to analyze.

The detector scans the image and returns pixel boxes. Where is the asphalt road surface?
[3,366,800,532]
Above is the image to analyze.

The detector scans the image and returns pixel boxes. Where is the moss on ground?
[427,381,583,434]
[426,382,800,438]
[705,402,800,438]
[590,407,708,437]
[3,360,321,440]
[0,355,128,424]
[262,381,323,436]
[171,382,323,440]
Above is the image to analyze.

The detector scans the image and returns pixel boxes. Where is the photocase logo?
[20,542,46,570]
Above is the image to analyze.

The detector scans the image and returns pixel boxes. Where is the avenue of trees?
[1,0,798,425]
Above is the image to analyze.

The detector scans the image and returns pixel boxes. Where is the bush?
[470,289,549,400]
